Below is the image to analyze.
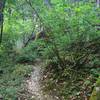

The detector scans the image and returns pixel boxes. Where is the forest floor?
[23,61,60,100]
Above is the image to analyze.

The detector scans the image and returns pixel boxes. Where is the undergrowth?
[0,39,32,99]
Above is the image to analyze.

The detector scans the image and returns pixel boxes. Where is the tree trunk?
[96,0,100,8]
[0,0,6,44]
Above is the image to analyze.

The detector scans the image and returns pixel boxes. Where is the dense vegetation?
[0,0,100,99]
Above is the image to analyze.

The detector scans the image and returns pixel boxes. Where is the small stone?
[31,96,35,98]
[55,96,59,99]
[44,95,48,98]
[76,92,80,95]
[54,88,56,91]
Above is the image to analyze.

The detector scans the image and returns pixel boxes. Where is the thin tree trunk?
[0,19,3,43]
[97,0,100,8]
[0,0,6,44]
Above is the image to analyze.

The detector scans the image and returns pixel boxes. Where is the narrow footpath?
[25,62,60,100]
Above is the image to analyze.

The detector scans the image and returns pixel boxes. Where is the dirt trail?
[26,63,60,100]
